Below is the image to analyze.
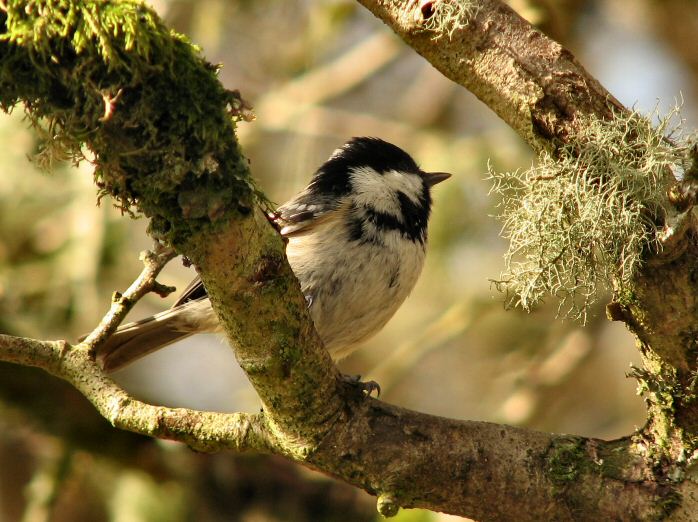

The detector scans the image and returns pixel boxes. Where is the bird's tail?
[88,308,196,373]
[92,298,218,372]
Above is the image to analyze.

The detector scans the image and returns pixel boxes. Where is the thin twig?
[80,242,177,354]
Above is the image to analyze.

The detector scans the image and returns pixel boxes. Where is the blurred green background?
[0,0,696,520]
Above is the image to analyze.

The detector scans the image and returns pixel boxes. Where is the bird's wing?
[172,190,342,307]
[172,276,208,307]
[275,190,339,237]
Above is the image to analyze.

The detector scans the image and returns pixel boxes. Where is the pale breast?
[285,208,426,360]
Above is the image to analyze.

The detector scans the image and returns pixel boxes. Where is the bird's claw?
[341,374,381,398]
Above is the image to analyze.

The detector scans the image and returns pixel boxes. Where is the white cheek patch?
[349,167,423,217]
[383,169,423,204]
[350,166,401,216]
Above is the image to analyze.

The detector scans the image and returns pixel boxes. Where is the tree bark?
[0,1,697,520]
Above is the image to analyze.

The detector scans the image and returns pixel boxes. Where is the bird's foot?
[340,374,381,398]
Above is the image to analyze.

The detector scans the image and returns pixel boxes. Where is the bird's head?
[311,137,450,243]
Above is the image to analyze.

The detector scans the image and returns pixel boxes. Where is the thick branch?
[357,0,698,455]
[356,0,625,150]
[1,1,697,520]
[184,210,346,456]
[0,332,676,521]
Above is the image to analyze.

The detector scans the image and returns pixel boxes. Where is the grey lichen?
[490,108,694,320]
[417,0,478,40]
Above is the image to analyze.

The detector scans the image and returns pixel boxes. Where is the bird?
[95,137,450,377]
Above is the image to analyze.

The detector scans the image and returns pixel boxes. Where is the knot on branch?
[376,493,400,518]
[667,181,698,213]
[249,253,286,286]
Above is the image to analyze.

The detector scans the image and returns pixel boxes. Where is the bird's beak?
[422,171,452,186]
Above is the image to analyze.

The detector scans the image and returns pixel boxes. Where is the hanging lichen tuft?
[490,108,694,320]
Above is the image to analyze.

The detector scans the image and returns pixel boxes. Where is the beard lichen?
[490,108,694,320]
[417,0,478,40]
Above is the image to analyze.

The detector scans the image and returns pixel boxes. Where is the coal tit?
[97,137,450,372]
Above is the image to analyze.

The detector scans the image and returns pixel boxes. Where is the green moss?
[629,351,698,467]
[490,108,695,320]
[595,443,631,480]
[546,437,587,486]
[631,363,677,443]
[0,0,269,247]
[617,287,640,309]
[546,434,684,520]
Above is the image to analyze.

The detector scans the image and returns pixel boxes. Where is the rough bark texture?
[184,211,345,457]
[0,331,678,521]
[1,0,697,521]
[309,403,668,520]
[356,0,625,150]
[624,236,698,459]
[354,0,698,518]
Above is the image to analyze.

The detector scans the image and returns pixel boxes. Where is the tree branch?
[81,242,176,354]
[357,0,698,466]
[0,333,272,454]
[1,0,697,520]
[355,0,626,150]
[0,328,675,521]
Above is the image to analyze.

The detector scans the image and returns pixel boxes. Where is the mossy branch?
[0,327,687,521]
[0,0,343,453]
[0,0,266,246]
[490,108,695,319]
[2,0,698,519]
[355,0,698,515]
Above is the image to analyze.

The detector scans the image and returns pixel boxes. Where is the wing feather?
[173,277,207,307]
[276,189,338,236]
